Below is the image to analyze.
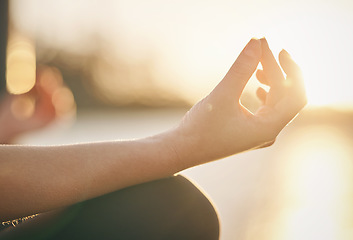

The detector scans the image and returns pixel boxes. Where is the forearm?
[0,131,180,221]
[0,38,307,222]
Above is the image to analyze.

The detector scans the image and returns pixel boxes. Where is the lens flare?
[6,32,36,95]
[10,95,36,120]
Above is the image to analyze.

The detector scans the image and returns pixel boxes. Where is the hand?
[171,38,306,167]
[0,66,76,143]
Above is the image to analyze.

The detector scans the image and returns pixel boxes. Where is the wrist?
[160,125,208,171]
[152,128,190,172]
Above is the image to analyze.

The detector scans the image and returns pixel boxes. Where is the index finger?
[213,38,261,100]
[260,38,285,88]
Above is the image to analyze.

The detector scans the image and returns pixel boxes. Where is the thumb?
[214,38,261,100]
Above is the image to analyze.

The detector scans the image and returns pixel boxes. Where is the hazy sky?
[11,0,353,108]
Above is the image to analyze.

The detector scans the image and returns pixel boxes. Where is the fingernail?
[260,37,268,46]
[244,38,259,58]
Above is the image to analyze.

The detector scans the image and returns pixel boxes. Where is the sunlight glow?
[280,125,353,240]
[257,8,353,109]
[10,0,353,107]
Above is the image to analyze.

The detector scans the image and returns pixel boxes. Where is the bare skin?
[0,38,306,221]
[170,38,306,167]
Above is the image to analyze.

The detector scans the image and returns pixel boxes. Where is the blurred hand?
[0,66,76,143]
[172,38,306,167]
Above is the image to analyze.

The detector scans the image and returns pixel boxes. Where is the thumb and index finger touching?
[258,38,307,125]
[261,39,306,106]
[211,37,306,115]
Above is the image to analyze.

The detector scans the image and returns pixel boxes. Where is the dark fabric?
[0,175,219,240]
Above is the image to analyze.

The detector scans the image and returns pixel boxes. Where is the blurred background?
[2,0,353,239]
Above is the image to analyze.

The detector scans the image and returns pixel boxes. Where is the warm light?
[6,32,36,95]
[9,0,353,108]
[279,125,353,240]
[258,8,353,109]
[52,87,76,118]
[284,207,338,240]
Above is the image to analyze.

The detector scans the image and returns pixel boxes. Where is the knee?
[88,175,220,239]
[108,175,220,239]
[50,175,220,240]
[167,175,220,240]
